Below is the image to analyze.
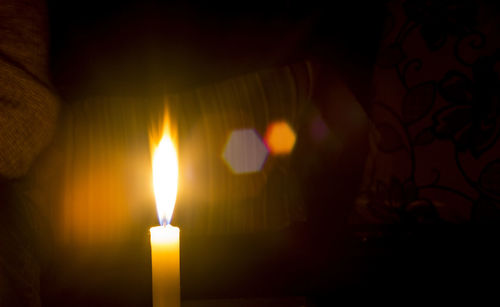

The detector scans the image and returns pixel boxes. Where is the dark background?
[37,0,500,306]
[47,0,382,100]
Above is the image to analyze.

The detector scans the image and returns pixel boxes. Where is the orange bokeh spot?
[265,121,297,155]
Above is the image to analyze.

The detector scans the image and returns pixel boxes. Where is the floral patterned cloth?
[354,0,500,224]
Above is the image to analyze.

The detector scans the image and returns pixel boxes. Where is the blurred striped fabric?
[29,62,316,249]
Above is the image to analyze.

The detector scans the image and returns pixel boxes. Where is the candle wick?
[162,219,167,228]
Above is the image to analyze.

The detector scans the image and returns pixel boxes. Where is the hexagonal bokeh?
[310,114,329,143]
[222,129,269,174]
[264,121,297,155]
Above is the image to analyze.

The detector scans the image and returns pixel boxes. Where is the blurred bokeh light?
[222,129,269,174]
[264,121,296,155]
[310,114,329,143]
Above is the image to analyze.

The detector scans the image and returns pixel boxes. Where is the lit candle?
[150,123,180,307]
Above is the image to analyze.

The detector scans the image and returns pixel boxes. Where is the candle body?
[150,225,180,307]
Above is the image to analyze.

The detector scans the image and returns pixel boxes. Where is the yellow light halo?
[150,109,178,226]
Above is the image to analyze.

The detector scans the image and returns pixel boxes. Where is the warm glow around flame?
[151,112,178,225]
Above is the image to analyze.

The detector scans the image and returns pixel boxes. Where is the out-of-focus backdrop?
[4,0,498,306]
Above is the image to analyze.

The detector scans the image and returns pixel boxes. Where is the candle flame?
[151,111,178,226]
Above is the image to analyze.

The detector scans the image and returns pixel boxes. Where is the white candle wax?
[150,225,180,307]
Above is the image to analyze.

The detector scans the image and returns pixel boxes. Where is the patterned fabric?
[0,0,59,178]
[0,0,58,306]
[353,0,500,224]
